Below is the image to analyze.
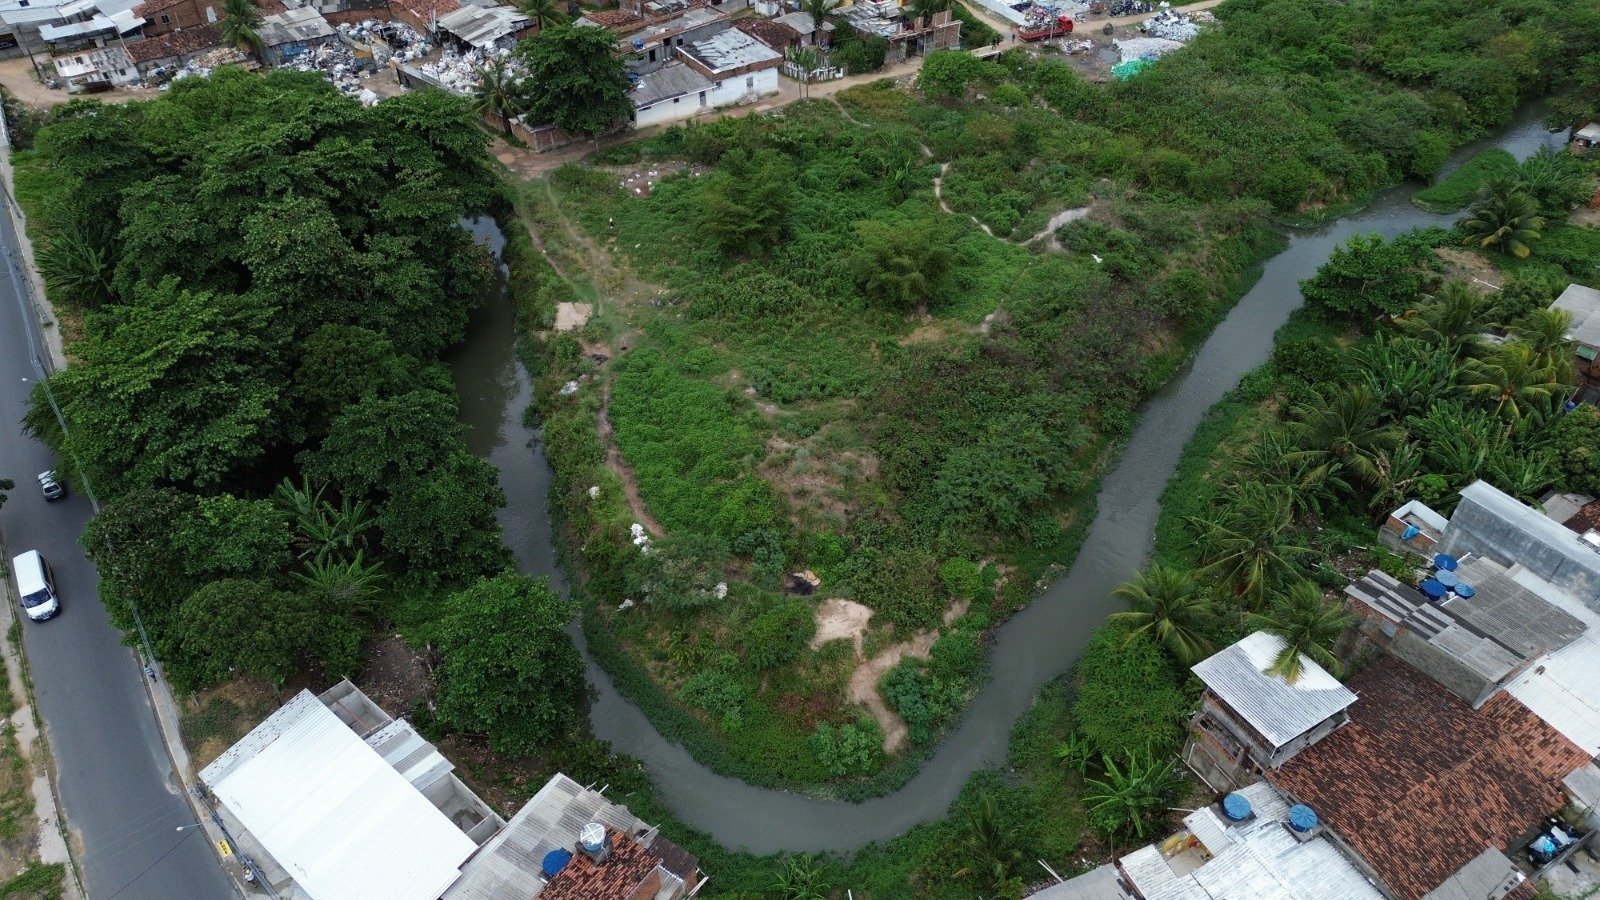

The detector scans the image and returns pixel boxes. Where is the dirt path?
[598,380,665,537]
[812,597,971,754]
[932,161,996,238]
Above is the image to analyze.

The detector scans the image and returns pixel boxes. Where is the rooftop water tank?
[1288,804,1319,834]
[1221,793,1252,822]
[632,37,645,49]
[1455,583,1475,599]
[1435,570,1460,588]
[1421,578,1446,600]
[1433,553,1459,571]
[580,822,606,853]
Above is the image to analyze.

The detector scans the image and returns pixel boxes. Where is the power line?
[103,827,196,900]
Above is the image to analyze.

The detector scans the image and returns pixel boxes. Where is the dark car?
[37,471,64,502]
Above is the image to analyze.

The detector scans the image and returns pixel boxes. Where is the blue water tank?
[541,848,573,878]
[1221,793,1252,821]
[1421,578,1446,599]
[1433,553,1459,571]
[632,37,645,49]
[1455,583,1475,599]
[1288,804,1319,833]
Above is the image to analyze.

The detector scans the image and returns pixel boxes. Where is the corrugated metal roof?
[444,773,646,900]
[1119,845,1205,900]
[683,26,777,72]
[1191,632,1357,749]
[1443,558,1585,657]
[437,4,527,47]
[1507,634,1600,755]
[1553,284,1600,349]
[1182,807,1233,856]
[201,691,478,900]
[1025,864,1123,899]
[632,60,711,107]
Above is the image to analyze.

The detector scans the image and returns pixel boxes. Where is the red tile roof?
[125,24,221,63]
[1565,499,1600,536]
[1268,656,1589,900]
[584,9,643,28]
[734,17,799,49]
[132,0,189,16]
[540,830,665,900]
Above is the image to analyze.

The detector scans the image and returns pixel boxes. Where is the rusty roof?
[389,0,460,23]
[540,829,666,900]
[1565,499,1600,537]
[733,17,799,49]
[1268,655,1588,900]
[125,23,221,62]
[584,8,643,28]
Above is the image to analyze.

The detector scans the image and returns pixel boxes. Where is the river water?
[448,104,1565,854]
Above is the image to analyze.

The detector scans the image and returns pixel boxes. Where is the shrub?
[809,715,884,777]
[746,598,818,670]
[938,558,982,602]
[677,667,749,729]
[1072,624,1188,758]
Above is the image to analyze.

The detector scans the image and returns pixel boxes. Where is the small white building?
[632,26,780,128]
[51,43,136,90]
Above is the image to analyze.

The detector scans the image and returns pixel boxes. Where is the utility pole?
[193,785,281,900]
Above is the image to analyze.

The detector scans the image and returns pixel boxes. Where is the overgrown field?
[526,0,1600,795]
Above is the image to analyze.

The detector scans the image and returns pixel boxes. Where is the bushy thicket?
[19,74,583,746]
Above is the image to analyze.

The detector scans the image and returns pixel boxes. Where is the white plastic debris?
[1114,36,1185,62]
[619,598,635,610]
[630,524,652,552]
[560,380,580,395]
[713,582,728,600]
[1142,8,1199,41]
[588,485,600,499]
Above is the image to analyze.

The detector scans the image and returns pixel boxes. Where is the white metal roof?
[201,691,478,900]
[1553,284,1600,349]
[1579,123,1600,142]
[1191,632,1357,749]
[436,4,527,47]
[684,26,777,72]
[1507,633,1600,754]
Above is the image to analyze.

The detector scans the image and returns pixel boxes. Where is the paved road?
[0,213,235,896]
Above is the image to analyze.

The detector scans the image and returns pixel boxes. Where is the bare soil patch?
[179,679,279,770]
[360,634,433,716]
[1433,246,1504,291]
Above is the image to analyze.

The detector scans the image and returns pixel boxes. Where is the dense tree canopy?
[514,25,632,136]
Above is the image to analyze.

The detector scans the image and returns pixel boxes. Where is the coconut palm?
[800,0,837,44]
[516,0,568,29]
[1191,482,1313,610]
[1516,144,1594,215]
[1234,428,1351,519]
[220,0,264,59]
[1395,280,1496,358]
[952,794,1023,895]
[1083,748,1184,839]
[471,59,523,139]
[1458,342,1567,421]
[1509,308,1575,377]
[1460,178,1544,259]
[1109,564,1216,665]
[1284,384,1403,489]
[1247,581,1352,683]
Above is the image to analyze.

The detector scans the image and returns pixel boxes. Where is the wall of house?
[635,64,776,129]
[1441,489,1600,607]
[143,0,215,36]
[1267,712,1347,768]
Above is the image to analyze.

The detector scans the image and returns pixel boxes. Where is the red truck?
[1017,14,1074,40]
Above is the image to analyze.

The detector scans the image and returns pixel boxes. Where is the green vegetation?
[1413,149,1516,213]
[0,864,64,900]
[14,75,585,757]
[513,25,631,137]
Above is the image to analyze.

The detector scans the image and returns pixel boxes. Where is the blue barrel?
[1222,793,1252,821]
[1434,553,1459,571]
[1421,578,1446,599]
[1288,804,1319,833]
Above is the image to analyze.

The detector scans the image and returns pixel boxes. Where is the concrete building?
[838,0,959,66]
[202,680,703,900]
[1117,780,1386,900]
[51,43,136,89]
[435,2,529,51]
[624,5,726,67]
[1440,480,1600,609]
[1184,632,1357,792]
[258,5,335,64]
[1552,283,1600,390]
[632,26,779,128]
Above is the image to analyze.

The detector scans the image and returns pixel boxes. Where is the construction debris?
[416,45,521,96]
[1142,6,1199,41]
[282,41,377,100]
[1114,35,1184,62]
[1059,37,1094,53]
[337,18,431,66]
[167,46,249,83]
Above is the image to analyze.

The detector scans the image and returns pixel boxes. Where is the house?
[631,61,714,128]
[201,680,703,900]
[1439,480,1600,607]
[633,26,779,128]
[1379,497,1450,557]
[1572,123,1600,155]
[1268,654,1588,900]
[258,5,335,64]
[624,5,726,68]
[51,43,137,89]
[838,0,959,66]
[122,22,219,74]
[435,2,530,51]
[0,0,143,57]
[772,9,829,46]
[1116,780,1385,900]
[1183,631,1358,792]
[1551,283,1600,390]
[733,16,799,53]
[133,0,212,36]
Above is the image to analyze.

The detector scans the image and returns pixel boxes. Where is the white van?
[11,551,58,621]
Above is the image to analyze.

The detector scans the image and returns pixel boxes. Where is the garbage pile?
[337,18,431,66]
[1114,35,1183,62]
[167,46,248,83]
[1142,7,1198,40]
[1059,37,1094,53]
[1105,0,1151,15]
[416,45,521,96]
[281,41,370,98]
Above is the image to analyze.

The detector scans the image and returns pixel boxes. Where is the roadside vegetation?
[10,72,588,764]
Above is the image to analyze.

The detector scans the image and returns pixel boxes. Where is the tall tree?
[1109,564,1216,665]
[1458,342,1567,421]
[515,0,568,30]
[514,25,632,137]
[1460,178,1544,259]
[220,0,265,59]
[424,574,583,756]
[953,794,1023,895]
[470,58,523,139]
[1299,232,1424,320]
[1395,280,1495,359]
[1509,308,1575,377]
[1191,482,1311,610]
[1284,384,1403,488]
[799,0,837,45]
[1247,581,1352,683]
[1515,145,1594,215]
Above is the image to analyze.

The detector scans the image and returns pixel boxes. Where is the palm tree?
[36,224,113,309]
[1190,482,1312,610]
[220,0,264,59]
[1083,749,1184,840]
[1247,581,1352,683]
[1460,178,1544,259]
[471,59,523,139]
[293,550,386,618]
[952,794,1023,895]
[905,0,950,22]
[1395,280,1495,358]
[1458,342,1567,421]
[800,0,837,45]
[516,0,568,29]
[1109,564,1216,665]
[1509,307,1575,377]
[1284,384,1403,489]
[1515,144,1594,215]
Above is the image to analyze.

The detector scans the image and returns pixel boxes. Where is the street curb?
[0,110,64,373]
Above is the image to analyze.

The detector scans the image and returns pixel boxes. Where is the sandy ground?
[812,596,973,754]
[1433,246,1506,292]
[0,56,162,108]
[553,301,592,332]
